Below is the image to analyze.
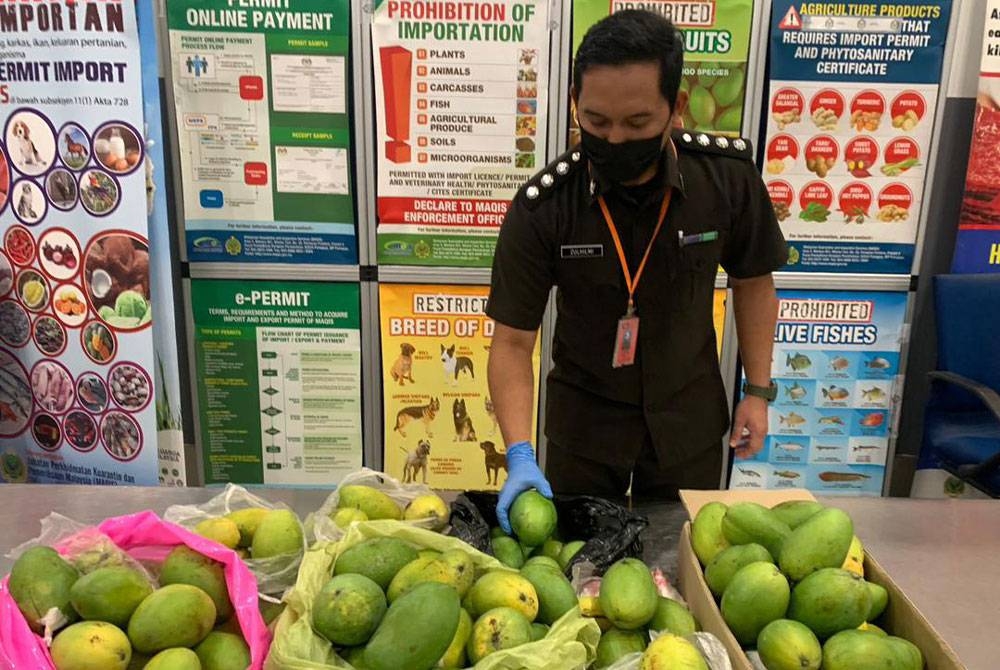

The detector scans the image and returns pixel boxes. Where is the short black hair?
[573,10,685,107]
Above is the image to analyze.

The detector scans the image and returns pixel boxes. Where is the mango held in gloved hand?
[495,441,553,535]
[509,490,557,548]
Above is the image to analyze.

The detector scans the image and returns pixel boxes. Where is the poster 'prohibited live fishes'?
[0,0,158,485]
[732,290,908,496]
[380,284,540,490]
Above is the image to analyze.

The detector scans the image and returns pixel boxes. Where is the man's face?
[575,61,680,143]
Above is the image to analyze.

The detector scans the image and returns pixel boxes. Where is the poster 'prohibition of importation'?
[373,0,552,267]
[764,0,951,274]
[0,0,159,485]
[731,290,908,496]
[168,0,357,265]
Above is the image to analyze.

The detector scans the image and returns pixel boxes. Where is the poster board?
[191,280,362,485]
[0,0,158,485]
[379,284,541,489]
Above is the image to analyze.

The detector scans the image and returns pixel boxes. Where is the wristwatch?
[742,380,778,402]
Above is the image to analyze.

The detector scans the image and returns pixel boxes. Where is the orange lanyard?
[597,189,672,316]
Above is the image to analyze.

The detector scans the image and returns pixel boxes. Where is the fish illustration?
[829,356,850,371]
[819,472,871,482]
[775,442,804,452]
[822,386,850,401]
[818,416,845,426]
[774,470,801,479]
[786,353,812,371]
[785,383,807,400]
[779,412,807,427]
[814,445,841,451]
[865,357,891,370]
[862,387,886,402]
[853,445,882,452]
[737,468,761,478]
[860,413,885,428]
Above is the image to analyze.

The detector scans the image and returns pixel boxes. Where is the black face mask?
[580,126,667,184]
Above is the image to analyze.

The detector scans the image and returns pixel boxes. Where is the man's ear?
[672,90,690,128]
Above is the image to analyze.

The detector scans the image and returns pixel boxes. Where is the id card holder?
[612,315,639,368]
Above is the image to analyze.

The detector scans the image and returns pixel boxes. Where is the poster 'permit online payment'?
[192,280,362,486]
[380,285,540,490]
[0,0,158,485]
[373,0,552,267]
[764,0,951,274]
[168,0,357,265]
[731,290,908,496]
[570,0,755,143]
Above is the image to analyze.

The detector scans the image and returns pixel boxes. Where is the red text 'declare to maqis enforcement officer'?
[487,10,788,532]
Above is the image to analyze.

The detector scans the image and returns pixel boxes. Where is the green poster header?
[191,280,361,331]
[168,0,350,38]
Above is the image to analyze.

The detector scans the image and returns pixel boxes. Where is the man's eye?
[628,119,649,129]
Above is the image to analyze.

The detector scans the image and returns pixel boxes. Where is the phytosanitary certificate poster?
[379,284,540,490]
[570,0,756,143]
[372,0,552,267]
[764,0,951,274]
[191,280,362,485]
[0,0,158,485]
[952,0,1000,273]
[168,0,357,265]
[730,290,908,496]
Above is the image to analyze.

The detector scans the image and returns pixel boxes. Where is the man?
[487,10,787,531]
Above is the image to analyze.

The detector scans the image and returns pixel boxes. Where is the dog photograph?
[485,396,498,435]
[393,396,439,437]
[452,398,477,442]
[59,124,90,170]
[46,169,78,210]
[401,439,431,483]
[441,344,475,386]
[7,111,55,177]
[12,180,46,225]
[480,441,508,485]
[390,342,416,386]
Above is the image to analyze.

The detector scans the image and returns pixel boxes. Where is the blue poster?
[731,290,909,496]
[0,0,157,484]
[763,0,951,274]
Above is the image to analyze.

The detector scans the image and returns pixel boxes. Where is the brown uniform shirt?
[487,130,787,467]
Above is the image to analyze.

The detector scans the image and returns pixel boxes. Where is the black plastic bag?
[450,491,649,576]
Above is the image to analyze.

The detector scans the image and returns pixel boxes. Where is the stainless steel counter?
[0,486,994,669]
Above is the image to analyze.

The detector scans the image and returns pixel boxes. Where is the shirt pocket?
[671,234,723,313]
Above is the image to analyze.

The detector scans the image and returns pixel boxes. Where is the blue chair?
[922,274,1000,496]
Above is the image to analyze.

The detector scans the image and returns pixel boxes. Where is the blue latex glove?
[496,441,553,534]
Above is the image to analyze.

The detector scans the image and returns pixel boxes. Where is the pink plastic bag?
[0,511,270,670]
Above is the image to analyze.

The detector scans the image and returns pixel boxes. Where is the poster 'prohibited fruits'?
[953,0,1000,272]
[168,0,357,265]
[380,284,540,490]
[372,0,553,267]
[764,0,951,274]
[570,0,756,144]
[191,280,363,486]
[0,0,158,485]
[731,290,908,496]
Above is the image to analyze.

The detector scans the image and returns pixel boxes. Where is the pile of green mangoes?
[193,507,304,560]
[8,543,255,670]
[681,62,747,135]
[329,485,451,531]
[691,500,924,670]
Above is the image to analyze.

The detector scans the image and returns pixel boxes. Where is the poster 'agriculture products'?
[380,284,540,490]
[168,0,357,265]
[373,0,552,267]
[731,290,908,496]
[0,0,158,485]
[953,0,1000,272]
[570,0,755,143]
[192,280,362,486]
[765,0,951,274]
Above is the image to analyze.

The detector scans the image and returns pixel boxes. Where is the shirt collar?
[586,140,686,204]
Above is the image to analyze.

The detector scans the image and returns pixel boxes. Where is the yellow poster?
[380,284,541,491]
[714,288,728,358]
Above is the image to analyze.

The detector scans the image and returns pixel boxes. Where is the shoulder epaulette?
[517,148,585,210]
[673,129,753,160]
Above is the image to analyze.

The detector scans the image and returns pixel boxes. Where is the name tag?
[560,244,604,259]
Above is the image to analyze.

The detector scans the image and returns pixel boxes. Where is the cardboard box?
[677,489,966,670]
